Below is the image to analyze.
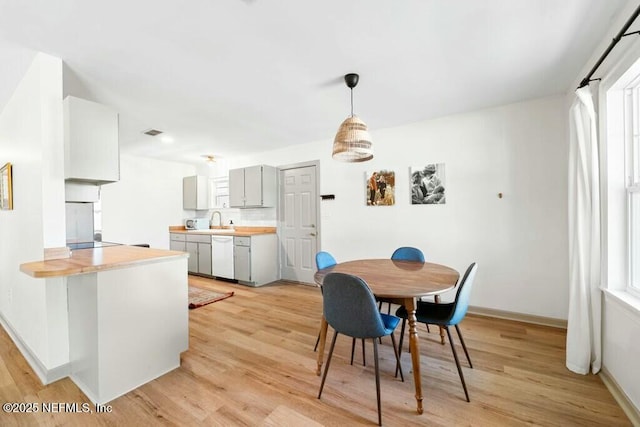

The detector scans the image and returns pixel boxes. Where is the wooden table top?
[314,259,459,299]
[20,245,188,278]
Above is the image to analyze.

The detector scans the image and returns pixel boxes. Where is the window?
[625,76,640,295]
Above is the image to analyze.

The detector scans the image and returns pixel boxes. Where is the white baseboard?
[600,366,640,426]
[467,305,567,329]
[0,312,70,385]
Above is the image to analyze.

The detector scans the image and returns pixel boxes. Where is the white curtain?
[566,86,601,375]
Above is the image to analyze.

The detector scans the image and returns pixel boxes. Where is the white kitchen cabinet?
[233,234,278,286]
[183,175,209,210]
[229,165,276,208]
[172,233,212,275]
[64,96,119,185]
[169,233,186,252]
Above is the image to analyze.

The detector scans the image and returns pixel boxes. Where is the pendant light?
[332,73,373,162]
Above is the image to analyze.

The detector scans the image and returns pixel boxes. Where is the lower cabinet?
[233,234,278,286]
[171,233,211,276]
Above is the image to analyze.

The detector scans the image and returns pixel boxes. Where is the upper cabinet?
[229,165,276,208]
[64,96,119,185]
[183,175,209,210]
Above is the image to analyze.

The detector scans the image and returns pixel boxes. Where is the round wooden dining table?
[314,259,459,415]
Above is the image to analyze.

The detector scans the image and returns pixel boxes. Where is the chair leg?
[314,331,320,352]
[372,338,382,426]
[445,326,470,402]
[395,318,407,378]
[455,324,473,368]
[361,339,366,366]
[386,302,391,315]
[318,331,339,399]
[350,338,356,365]
[389,332,404,382]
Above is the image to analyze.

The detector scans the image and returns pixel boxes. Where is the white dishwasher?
[211,235,234,280]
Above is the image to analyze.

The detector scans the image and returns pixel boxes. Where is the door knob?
[310,232,317,237]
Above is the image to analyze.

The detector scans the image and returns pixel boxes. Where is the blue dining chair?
[395,262,478,402]
[378,247,427,314]
[316,251,337,270]
[314,251,367,366]
[391,246,425,263]
[318,272,404,426]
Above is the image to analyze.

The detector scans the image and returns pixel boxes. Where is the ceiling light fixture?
[143,128,163,136]
[203,155,216,163]
[332,73,373,162]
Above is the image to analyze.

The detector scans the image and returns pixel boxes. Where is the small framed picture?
[0,163,13,210]
[366,170,395,206]
[410,164,446,205]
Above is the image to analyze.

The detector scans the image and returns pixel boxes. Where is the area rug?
[188,286,234,309]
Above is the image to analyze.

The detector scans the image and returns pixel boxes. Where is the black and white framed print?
[410,164,445,205]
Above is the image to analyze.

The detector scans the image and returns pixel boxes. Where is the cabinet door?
[183,176,208,210]
[234,245,251,282]
[186,242,199,273]
[244,165,263,207]
[229,168,245,207]
[198,242,212,275]
[64,96,119,184]
[169,240,186,252]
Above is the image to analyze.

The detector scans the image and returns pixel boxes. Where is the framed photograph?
[410,164,446,204]
[0,162,13,210]
[366,170,395,206]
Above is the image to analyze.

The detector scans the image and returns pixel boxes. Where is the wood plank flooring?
[0,276,631,426]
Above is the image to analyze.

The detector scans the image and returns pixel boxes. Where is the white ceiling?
[0,0,631,165]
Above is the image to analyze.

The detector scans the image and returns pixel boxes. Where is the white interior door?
[279,165,318,283]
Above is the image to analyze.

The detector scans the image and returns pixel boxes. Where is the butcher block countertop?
[20,245,188,278]
[169,225,276,237]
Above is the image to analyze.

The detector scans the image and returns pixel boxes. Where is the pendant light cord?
[350,88,354,117]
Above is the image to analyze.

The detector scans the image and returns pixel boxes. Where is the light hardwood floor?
[0,276,631,426]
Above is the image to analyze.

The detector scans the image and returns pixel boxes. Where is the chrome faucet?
[210,210,222,227]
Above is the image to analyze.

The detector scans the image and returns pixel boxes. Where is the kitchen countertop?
[168,225,276,237]
[20,245,188,278]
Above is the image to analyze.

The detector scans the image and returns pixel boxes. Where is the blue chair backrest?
[316,251,337,270]
[391,247,425,262]
[448,263,478,325]
[322,273,388,339]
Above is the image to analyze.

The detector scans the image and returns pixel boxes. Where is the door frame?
[276,160,321,283]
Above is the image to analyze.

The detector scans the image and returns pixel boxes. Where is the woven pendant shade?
[332,115,373,162]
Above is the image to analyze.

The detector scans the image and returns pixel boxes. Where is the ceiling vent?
[143,129,163,136]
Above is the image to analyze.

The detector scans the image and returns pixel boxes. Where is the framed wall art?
[410,163,446,205]
[366,170,395,206]
[0,162,13,210]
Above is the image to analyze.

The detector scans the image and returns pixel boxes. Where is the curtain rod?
[578,4,640,89]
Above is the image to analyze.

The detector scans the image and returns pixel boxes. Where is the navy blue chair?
[378,247,426,314]
[318,273,404,426]
[391,246,425,262]
[314,251,367,366]
[396,262,478,402]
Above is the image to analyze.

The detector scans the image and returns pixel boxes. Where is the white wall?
[232,95,569,320]
[100,154,196,248]
[0,53,69,374]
